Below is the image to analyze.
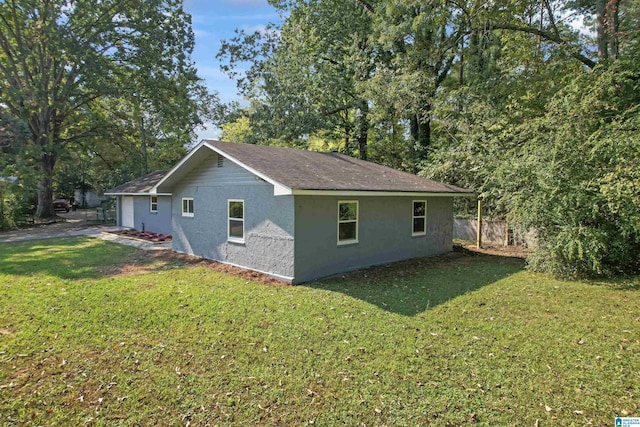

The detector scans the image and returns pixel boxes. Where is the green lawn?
[1,237,638,426]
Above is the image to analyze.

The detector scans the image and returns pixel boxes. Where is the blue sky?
[182,0,279,139]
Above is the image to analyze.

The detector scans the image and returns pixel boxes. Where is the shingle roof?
[105,170,166,195]
[207,140,471,194]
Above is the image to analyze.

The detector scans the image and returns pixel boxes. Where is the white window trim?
[150,195,158,213]
[337,200,359,245]
[228,199,245,243]
[412,200,427,236]
[182,197,194,217]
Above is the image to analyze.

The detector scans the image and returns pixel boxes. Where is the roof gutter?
[289,189,475,197]
[104,192,172,196]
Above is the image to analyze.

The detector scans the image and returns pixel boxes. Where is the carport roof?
[105,170,167,196]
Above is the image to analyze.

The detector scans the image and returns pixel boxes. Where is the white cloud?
[194,122,222,142]
[241,23,266,33]
[559,9,595,37]
[195,66,242,102]
[240,23,280,38]
[193,28,214,38]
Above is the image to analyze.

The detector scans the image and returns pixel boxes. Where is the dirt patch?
[99,246,528,286]
[95,250,165,277]
[98,250,289,286]
[456,241,530,259]
[327,248,526,284]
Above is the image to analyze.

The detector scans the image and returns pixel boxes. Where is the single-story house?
[107,140,472,283]
[73,190,108,208]
[104,170,172,235]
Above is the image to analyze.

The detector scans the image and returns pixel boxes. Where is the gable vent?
[217,155,224,167]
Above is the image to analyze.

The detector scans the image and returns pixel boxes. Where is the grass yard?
[1,237,638,426]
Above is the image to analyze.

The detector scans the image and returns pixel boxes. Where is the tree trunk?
[409,115,419,173]
[140,116,149,175]
[419,111,431,158]
[36,152,57,218]
[408,109,431,172]
[415,110,432,153]
[596,0,608,61]
[458,48,464,86]
[355,101,369,160]
[342,122,355,155]
[607,0,620,60]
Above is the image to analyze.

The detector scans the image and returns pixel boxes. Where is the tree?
[0,0,213,217]
[364,0,472,167]
[219,0,375,159]
[220,114,255,144]
[495,58,640,277]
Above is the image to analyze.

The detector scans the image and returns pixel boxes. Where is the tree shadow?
[306,253,525,316]
[0,236,143,280]
[573,274,640,291]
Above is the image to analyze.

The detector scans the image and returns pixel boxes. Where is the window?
[412,200,426,236]
[338,201,358,245]
[182,197,194,217]
[228,199,244,242]
[150,195,158,213]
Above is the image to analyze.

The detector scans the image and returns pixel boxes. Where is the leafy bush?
[501,61,640,277]
[0,186,34,230]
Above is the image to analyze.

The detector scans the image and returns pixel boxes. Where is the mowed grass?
[0,238,638,426]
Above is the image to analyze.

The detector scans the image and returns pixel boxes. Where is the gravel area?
[0,209,169,251]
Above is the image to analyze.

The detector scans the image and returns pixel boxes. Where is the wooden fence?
[454,218,537,248]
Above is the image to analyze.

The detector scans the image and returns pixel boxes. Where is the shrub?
[501,62,640,278]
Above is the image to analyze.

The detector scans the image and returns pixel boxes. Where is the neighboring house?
[73,190,107,208]
[144,140,472,284]
[105,170,171,235]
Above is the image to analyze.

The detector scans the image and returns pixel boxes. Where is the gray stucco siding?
[171,154,295,280]
[115,195,172,234]
[293,196,454,283]
[132,195,172,234]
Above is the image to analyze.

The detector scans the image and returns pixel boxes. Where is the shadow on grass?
[579,275,640,291]
[306,253,525,316]
[0,236,141,280]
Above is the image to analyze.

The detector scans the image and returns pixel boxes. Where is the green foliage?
[220,114,256,144]
[0,182,31,230]
[499,60,640,277]
[0,0,216,216]
[219,0,376,156]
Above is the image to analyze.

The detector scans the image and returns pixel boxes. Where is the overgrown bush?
[501,61,640,277]
[0,186,33,230]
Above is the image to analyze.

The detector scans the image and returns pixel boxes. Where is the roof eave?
[288,189,475,197]
[104,192,172,196]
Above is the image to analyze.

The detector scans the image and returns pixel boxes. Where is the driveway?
[0,209,170,251]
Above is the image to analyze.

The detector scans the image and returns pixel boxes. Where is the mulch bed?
[101,250,289,286]
[114,229,172,243]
